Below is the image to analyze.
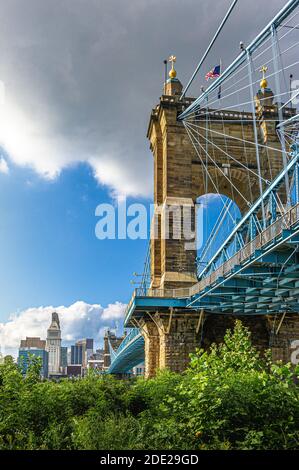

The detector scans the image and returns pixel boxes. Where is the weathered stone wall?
[142,321,160,379]
[267,314,299,363]
[158,315,201,373]
[140,312,201,377]
[141,312,299,377]
[201,314,270,353]
[103,332,125,370]
[202,314,299,365]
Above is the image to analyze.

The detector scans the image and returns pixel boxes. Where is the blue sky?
[0,161,148,319]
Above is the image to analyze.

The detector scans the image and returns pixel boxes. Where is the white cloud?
[0,300,126,357]
[0,156,9,174]
[102,302,126,320]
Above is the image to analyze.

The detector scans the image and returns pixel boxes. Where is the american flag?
[205,65,221,81]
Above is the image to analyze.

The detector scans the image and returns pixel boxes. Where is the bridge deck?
[107,328,144,374]
[125,201,299,326]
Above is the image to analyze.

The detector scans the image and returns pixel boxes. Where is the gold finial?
[169,55,177,79]
[260,65,268,90]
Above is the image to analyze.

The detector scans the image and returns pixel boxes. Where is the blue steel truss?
[107,0,299,374]
[107,328,144,374]
[197,146,299,282]
[179,0,299,121]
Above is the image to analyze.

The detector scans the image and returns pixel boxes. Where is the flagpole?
[163,59,168,94]
[289,73,293,108]
[218,59,222,102]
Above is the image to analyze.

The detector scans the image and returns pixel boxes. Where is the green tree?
[0,321,298,450]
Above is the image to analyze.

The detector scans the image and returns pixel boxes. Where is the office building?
[71,344,83,365]
[60,346,68,373]
[67,365,82,377]
[70,338,94,367]
[46,312,61,376]
[20,337,46,349]
[132,363,145,376]
[76,338,93,367]
[18,337,48,378]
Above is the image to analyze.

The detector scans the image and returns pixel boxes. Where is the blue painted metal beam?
[198,153,299,280]
[106,329,145,374]
[179,0,299,120]
[125,296,187,326]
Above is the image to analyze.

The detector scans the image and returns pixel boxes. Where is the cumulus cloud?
[0,300,126,357]
[0,0,286,198]
[0,156,9,174]
[102,302,126,321]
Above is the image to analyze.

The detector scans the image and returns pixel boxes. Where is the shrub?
[0,321,298,450]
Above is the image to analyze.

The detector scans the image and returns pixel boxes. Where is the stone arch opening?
[196,193,241,275]
[192,166,258,214]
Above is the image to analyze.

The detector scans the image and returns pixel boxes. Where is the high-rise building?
[18,337,48,378]
[71,344,83,365]
[70,339,94,367]
[60,346,68,368]
[89,348,104,361]
[67,348,71,365]
[20,337,46,349]
[46,312,61,376]
[76,338,93,367]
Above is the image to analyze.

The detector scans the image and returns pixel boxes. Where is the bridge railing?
[191,201,299,296]
[124,201,299,318]
[124,286,191,319]
[113,328,141,356]
[133,287,190,299]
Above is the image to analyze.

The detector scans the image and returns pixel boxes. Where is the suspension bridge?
[107,0,299,377]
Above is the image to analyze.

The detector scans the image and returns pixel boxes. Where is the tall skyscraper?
[46,312,61,376]
[76,338,94,367]
[70,339,94,367]
[71,344,83,365]
[60,346,68,371]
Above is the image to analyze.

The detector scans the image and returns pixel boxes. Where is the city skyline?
[17,311,107,377]
[4,306,120,358]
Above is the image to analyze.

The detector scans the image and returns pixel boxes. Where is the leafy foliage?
[0,321,298,449]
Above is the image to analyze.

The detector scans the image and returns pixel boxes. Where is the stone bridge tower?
[136,60,299,378]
